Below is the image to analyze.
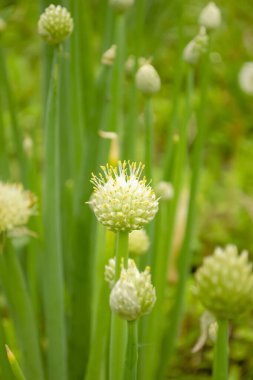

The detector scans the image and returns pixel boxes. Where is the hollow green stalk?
[85,230,115,380]
[0,48,26,183]
[0,239,44,380]
[213,319,229,380]
[0,92,9,180]
[109,13,125,155]
[157,48,211,380]
[124,320,138,380]
[144,97,153,180]
[42,46,67,380]
[109,231,128,380]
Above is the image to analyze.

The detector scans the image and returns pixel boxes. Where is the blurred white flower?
[135,63,161,96]
[101,45,117,66]
[183,27,209,65]
[238,62,253,95]
[129,229,150,255]
[0,182,37,234]
[199,2,221,30]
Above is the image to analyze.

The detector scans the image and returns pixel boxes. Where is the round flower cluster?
[135,63,161,96]
[194,245,253,320]
[38,4,73,45]
[89,161,159,232]
[0,182,37,234]
[129,229,150,255]
[110,260,156,321]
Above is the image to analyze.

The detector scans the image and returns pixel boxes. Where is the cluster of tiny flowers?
[109,0,134,12]
[135,63,161,96]
[129,229,150,255]
[110,260,156,321]
[0,182,37,233]
[238,63,253,95]
[89,161,159,232]
[183,27,209,65]
[105,257,135,288]
[38,4,73,45]
[199,2,222,30]
[194,245,253,320]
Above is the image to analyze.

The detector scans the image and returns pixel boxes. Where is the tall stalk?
[109,231,128,380]
[144,97,153,180]
[213,319,229,380]
[0,239,44,380]
[124,320,138,380]
[157,46,211,379]
[42,47,67,380]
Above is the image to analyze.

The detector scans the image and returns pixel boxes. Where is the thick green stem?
[213,319,229,380]
[0,248,44,380]
[157,47,210,380]
[144,97,153,180]
[109,231,129,380]
[124,321,138,380]
[42,47,67,380]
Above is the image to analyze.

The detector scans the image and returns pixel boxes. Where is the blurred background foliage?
[1,0,253,378]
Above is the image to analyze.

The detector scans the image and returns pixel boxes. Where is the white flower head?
[199,2,221,30]
[135,63,161,96]
[238,62,253,95]
[110,0,134,12]
[129,229,150,255]
[183,27,209,65]
[0,182,37,234]
[89,161,159,232]
[38,4,73,45]
[110,260,156,320]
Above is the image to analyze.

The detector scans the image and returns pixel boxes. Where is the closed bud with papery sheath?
[136,63,161,96]
[38,4,73,45]
[194,245,253,320]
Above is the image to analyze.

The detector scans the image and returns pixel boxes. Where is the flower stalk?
[124,320,138,380]
[213,319,229,380]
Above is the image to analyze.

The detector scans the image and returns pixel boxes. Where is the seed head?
[129,229,150,255]
[110,0,134,12]
[89,161,159,232]
[0,182,37,234]
[199,2,221,30]
[110,260,156,321]
[135,63,161,96]
[38,4,73,45]
[194,245,253,320]
[238,63,253,95]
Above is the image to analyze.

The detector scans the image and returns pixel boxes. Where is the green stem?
[109,231,129,380]
[42,47,67,380]
[0,249,44,380]
[213,319,229,380]
[144,97,153,180]
[124,321,138,380]
[157,47,210,380]
[110,13,125,156]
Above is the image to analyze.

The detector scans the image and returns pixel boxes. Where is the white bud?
[135,63,161,96]
[101,45,117,66]
[183,27,208,65]
[156,181,174,201]
[238,62,253,95]
[129,230,150,255]
[199,2,221,30]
